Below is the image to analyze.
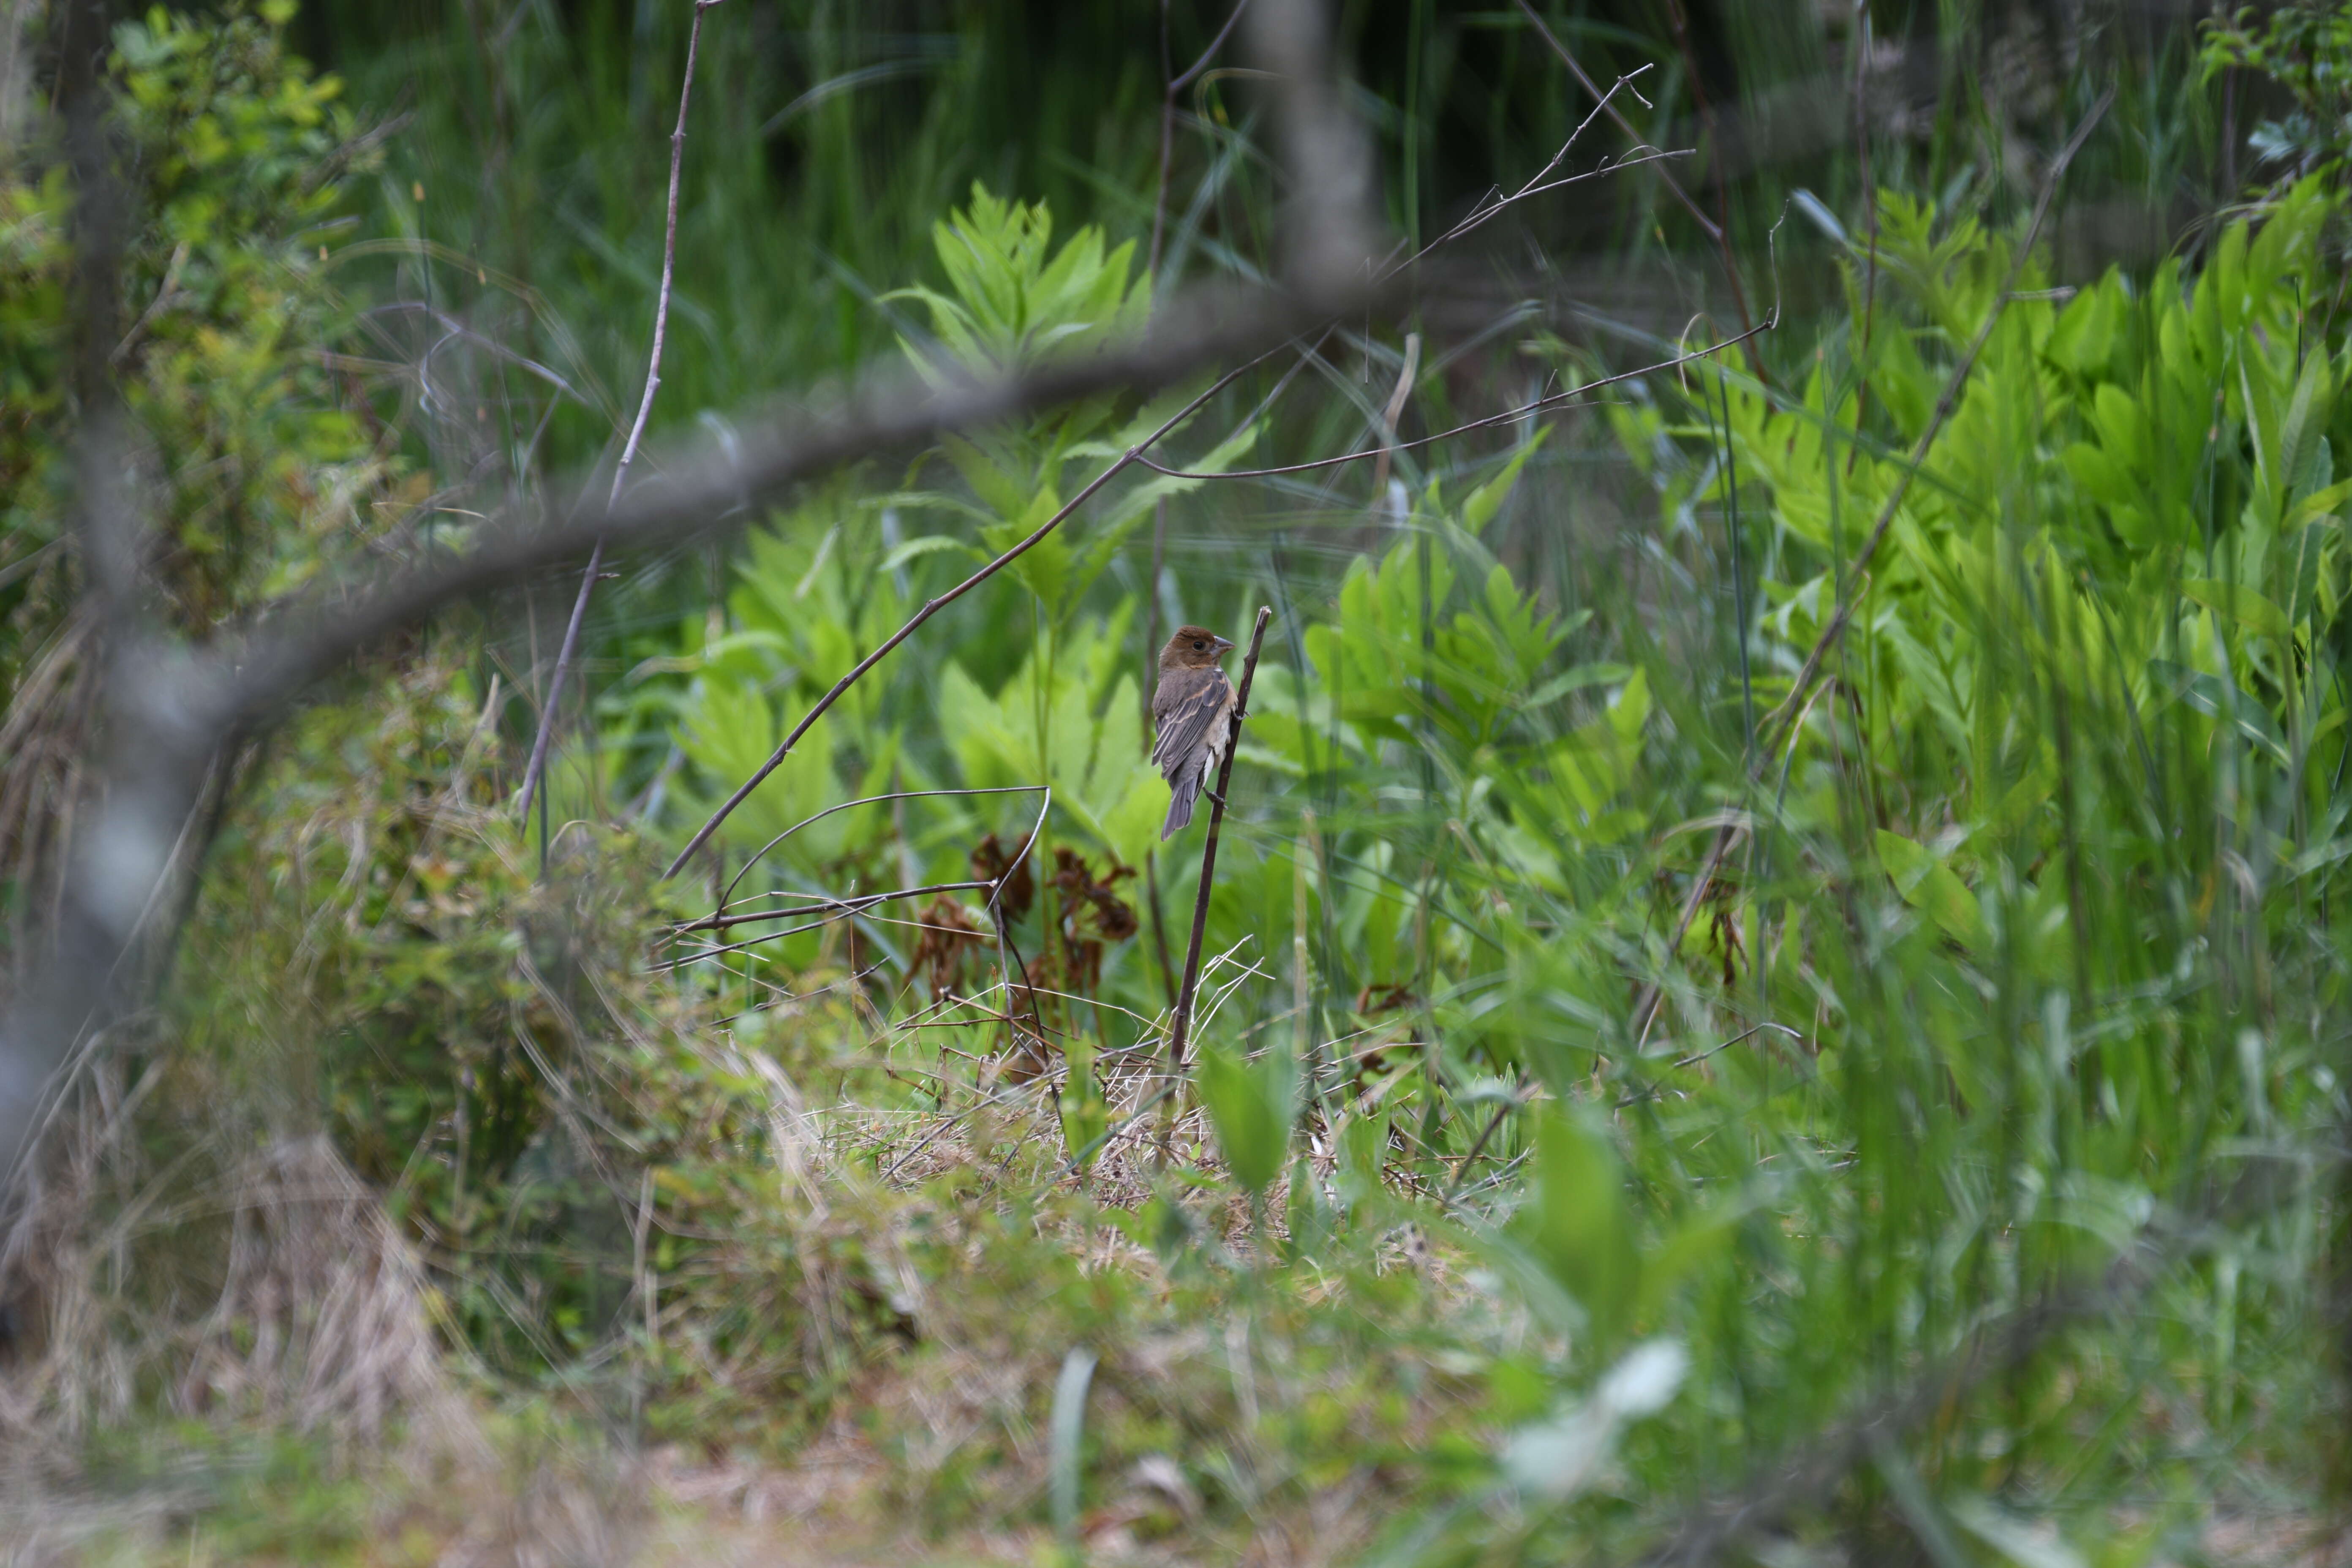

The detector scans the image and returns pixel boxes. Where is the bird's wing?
[1151,670,1234,779]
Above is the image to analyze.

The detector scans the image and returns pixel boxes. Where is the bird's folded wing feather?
[1152,671,1235,780]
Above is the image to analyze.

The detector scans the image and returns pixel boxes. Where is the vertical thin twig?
[1511,0,1765,381]
[1142,505,1178,1007]
[1148,0,1251,280]
[1846,0,1880,477]
[1142,1,1255,1007]
[1660,0,1747,340]
[517,0,725,830]
[1162,607,1275,1148]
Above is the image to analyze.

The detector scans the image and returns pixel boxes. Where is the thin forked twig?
[517,0,725,829]
[1150,0,1251,279]
[1631,87,2114,1048]
[711,783,1047,920]
[662,786,1051,969]
[1511,0,1765,378]
[1390,65,1662,276]
[1140,311,1768,482]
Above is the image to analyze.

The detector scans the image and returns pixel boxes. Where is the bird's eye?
[1192,639,1206,650]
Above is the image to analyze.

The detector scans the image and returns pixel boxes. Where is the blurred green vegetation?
[10,0,2352,1563]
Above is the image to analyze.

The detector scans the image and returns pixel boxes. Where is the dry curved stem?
[1158,606,1274,1160]
[517,0,725,830]
[1367,329,1421,499]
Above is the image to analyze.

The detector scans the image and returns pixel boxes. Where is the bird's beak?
[1213,635,1236,654]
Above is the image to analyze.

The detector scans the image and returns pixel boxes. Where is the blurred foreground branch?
[0,0,1395,1200]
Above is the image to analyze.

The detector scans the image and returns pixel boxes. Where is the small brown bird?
[1152,625,1237,840]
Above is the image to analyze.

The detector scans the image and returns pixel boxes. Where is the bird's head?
[1160,625,1236,670]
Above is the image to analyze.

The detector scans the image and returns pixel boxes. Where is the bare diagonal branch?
[206,280,1347,750]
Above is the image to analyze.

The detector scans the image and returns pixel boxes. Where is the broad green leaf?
[1512,1106,1639,1348]
[879,534,978,574]
[1197,1041,1297,1199]
[2180,578,2292,640]
[1875,830,1988,950]
[1461,428,1549,536]
[2149,657,2291,762]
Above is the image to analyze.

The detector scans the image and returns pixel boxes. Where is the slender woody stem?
[517,0,723,829]
[1165,605,1274,1089]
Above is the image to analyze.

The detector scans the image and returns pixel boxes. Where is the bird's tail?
[1160,773,1199,841]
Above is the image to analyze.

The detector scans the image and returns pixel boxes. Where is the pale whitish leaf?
[1047,1348,1098,1544]
[1499,1407,1614,1499]
[1595,1339,1688,1417]
[1790,186,1849,246]
[1947,1496,2088,1568]
[1500,1339,1687,1499]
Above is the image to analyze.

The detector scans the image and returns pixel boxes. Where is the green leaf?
[2179,578,2292,640]
[2280,521,2331,630]
[1512,1106,1639,1348]
[1460,428,1549,536]
[1875,830,1988,950]
[1335,1107,1390,1214]
[2149,658,2291,762]
[1196,1042,1297,1199]
[878,534,978,574]
[1518,662,1628,709]
[1633,1196,1750,1325]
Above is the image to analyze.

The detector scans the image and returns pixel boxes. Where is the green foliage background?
[7,0,2352,1561]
